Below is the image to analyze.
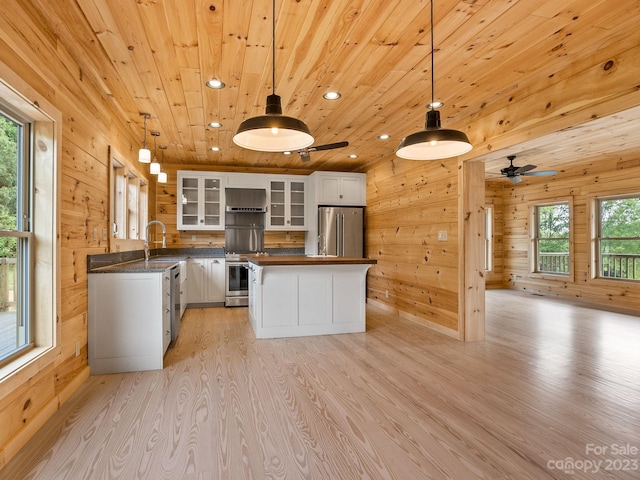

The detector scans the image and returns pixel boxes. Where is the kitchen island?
[247,255,376,339]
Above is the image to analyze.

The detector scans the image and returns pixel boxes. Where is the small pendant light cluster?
[138,113,151,163]
[232,0,314,152]
[396,0,472,160]
[157,146,167,183]
[138,113,166,183]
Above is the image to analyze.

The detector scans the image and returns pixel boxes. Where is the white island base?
[248,257,374,339]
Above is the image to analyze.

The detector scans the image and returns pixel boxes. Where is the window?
[533,202,570,274]
[597,196,640,280]
[0,108,31,364]
[484,206,493,271]
[0,70,57,376]
[109,147,148,248]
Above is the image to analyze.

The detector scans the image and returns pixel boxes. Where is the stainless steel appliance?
[224,257,250,307]
[223,188,267,306]
[318,206,364,257]
[169,265,181,342]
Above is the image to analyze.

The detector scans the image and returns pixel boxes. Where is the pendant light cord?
[272,0,276,96]
[430,0,435,109]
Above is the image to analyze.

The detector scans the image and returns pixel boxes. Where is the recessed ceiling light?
[210,146,220,151]
[348,154,358,159]
[379,134,390,140]
[323,91,341,100]
[205,79,225,89]
[208,121,223,128]
[283,151,292,155]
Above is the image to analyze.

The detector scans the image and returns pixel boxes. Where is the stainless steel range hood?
[225,188,267,212]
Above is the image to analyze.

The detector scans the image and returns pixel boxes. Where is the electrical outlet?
[75,341,80,357]
[102,228,108,241]
[385,289,389,298]
[438,230,448,241]
[93,227,98,241]
[191,235,196,241]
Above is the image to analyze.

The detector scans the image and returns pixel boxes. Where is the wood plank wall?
[365,157,461,334]
[486,156,640,312]
[0,6,150,468]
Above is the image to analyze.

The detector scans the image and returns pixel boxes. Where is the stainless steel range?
[224,188,267,307]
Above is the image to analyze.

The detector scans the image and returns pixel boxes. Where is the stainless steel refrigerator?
[318,207,364,257]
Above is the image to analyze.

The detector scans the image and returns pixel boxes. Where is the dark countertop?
[87,247,306,273]
[89,258,185,273]
[247,255,377,266]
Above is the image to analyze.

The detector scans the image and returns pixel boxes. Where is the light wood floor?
[2,290,639,479]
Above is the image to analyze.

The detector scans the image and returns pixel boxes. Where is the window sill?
[0,345,56,385]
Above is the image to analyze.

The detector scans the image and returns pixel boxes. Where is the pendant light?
[396,1,472,160]
[233,0,314,152]
[150,131,161,174]
[157,146,167,184]
[138,113,151,163]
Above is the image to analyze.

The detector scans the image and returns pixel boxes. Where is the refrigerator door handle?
[338,213,344,256]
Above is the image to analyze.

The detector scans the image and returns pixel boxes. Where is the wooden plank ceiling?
[29,0,640,174]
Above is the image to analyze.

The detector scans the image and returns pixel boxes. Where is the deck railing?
[0,257,17,311]
[538,252,640,280]
[538,252,570,274]
[601,253,640,280]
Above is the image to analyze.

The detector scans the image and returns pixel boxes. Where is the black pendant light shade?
[233,0,314,152]
[396,109,472,160]
[396,0,472,160]
[233,94,313,152]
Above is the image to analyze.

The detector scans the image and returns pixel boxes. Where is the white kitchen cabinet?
[187,258,225,305]
[88,270,172,374]
[267,176,307,230]
[177,171,224,230]
[312,171,366,206]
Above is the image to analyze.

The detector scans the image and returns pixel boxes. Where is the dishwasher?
[170,265,181,342]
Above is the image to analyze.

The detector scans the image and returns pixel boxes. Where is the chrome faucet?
[144,220,167,261]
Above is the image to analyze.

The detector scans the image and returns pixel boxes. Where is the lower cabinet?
[187,258,225,305]
[88,270,171,374]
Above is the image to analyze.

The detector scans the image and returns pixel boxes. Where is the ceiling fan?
[493,155,557,184]
[296,141,349,162]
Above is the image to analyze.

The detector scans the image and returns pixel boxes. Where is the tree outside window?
[533,203,570,274]
[598,196,640,280]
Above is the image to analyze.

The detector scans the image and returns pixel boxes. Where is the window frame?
[484,206,493,272]
[595,193,640,282]
[530,198,574,281]
[108,146,148,251]
[0,64,60,381]
[0,105,33,365]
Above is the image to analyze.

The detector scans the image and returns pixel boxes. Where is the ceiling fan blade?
[521,170,557,177]
[308,141,349,152]
[513,164,536,175]
[507,175,522,184]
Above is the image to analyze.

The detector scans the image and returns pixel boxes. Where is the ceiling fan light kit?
[233,0,314,152]
[495,155,558,184]
[396,0,472,160]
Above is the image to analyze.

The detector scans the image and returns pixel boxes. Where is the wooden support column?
[458,160,485,341]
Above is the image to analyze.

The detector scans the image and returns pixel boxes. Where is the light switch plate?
[438,230,447,241]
